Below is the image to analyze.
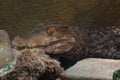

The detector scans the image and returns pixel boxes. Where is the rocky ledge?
[61,58,120,80]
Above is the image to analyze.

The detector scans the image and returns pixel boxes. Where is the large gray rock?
[0,30,13,67]
[0,30,17,76]
[61,58,120,80]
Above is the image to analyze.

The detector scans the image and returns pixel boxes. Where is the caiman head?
[29,24,77,54]
[12,23,85,54]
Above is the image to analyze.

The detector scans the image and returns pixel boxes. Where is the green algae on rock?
[0,30,18,76]
[113,69,120,80]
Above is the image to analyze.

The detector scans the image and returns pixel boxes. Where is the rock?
[113,69,120,80]
[0,30,17,76]
[1,0,120,39]
[0,30,13,66]
[61,58,120,80]
[0,48,63,80]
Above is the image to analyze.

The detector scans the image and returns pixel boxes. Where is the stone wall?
[0,0,120,38]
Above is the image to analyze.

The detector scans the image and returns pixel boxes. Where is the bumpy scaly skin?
[59,26,120,60]
[12,23,76,54]
[12,23,120,60]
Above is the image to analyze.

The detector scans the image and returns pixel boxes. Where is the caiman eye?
[47,28,55,35]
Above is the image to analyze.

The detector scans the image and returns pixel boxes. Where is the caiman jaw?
[43,38,76,54]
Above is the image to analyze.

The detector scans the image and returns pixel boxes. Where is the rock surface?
[0,30,14,67]
[61,58,120,80]
[0,48,63,80]
[0,30,16,76]
[113,69,120,80]
[0,0,120,38]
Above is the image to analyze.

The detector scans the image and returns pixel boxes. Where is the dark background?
[0,0,120,39]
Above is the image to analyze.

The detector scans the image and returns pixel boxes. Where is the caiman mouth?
[15,39,74,54]
[25,37,74,54]
[43,39,75,54]
[32,39,68,48]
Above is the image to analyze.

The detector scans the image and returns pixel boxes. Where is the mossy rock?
[113,69,120,80]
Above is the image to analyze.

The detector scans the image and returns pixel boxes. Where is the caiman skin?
[12,23,120,61]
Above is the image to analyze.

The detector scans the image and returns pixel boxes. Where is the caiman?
[12,23,120,62]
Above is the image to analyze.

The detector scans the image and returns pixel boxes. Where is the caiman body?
[12,23,120,61]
